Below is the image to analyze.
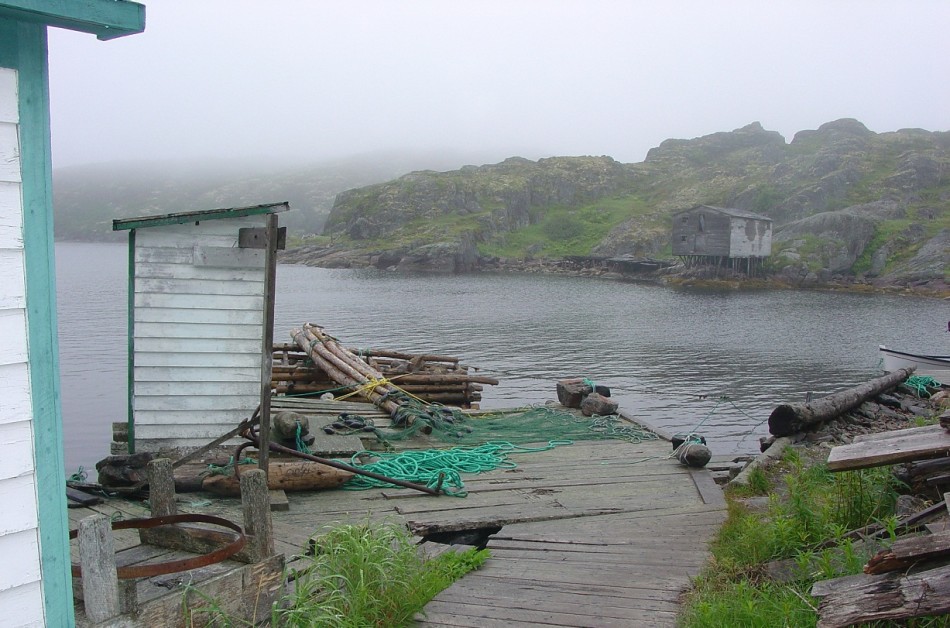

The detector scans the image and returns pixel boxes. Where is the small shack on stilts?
[672,205,772,277]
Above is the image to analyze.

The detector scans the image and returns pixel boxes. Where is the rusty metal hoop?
[69,513,247,579]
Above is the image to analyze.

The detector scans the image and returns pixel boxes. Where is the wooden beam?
[0,0,145,40]
[812,564,950,627]
[827,426,950,472]
[865,531,950,574]
[112,202,289,231]
[258,212,279,475]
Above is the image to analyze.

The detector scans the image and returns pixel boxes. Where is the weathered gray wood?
[827,426,950,471]
[125,554,284,628]
[768,368,914,436]
[66,487,102,508]
[688,467,726,506]
[865,531,950,574]
[269,489,290,512]
[813,563,950,628]
[241,469,274,562]
[729,434,800,488]
[74,421,724,627]
[78,514,121,623]
[852,424,945,444]
[258,213,279,476]
[147,458,176,517]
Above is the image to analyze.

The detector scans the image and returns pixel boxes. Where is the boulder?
[557,378,590,408]
[580,393,619,416]
[556,379,612,408]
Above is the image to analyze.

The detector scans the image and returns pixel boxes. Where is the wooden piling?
[78,514,122,624]
[147,458,176,517]
[241,469,274,562]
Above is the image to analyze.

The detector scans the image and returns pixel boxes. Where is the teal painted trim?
[0,19,16,66]
[112,202,290,231]
[0,0,144,40]
[126,230,135,453]
[15,22,75,627]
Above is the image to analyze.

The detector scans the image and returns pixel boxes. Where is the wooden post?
[240,469,274,562]
[78,514,121,623]
[258,212,279,476]
[146,458,176,517]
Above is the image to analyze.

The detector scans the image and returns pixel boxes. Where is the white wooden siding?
[0,66,43,627]
[132,216,267,452]
[729,218,772,257]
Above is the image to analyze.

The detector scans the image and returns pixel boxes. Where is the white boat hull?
[879,345,950,382]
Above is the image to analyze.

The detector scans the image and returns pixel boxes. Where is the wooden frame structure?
[0,2,144,624]
[113,203,288,473]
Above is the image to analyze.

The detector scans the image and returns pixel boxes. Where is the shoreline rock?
[279,247,950,299]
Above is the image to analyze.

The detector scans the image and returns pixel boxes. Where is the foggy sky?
[47,0,950,169]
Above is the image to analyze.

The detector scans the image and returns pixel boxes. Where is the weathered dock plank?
[827,426,950,471]
[70,412,723,627]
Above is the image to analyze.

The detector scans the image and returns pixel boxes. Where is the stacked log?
[271,331,497,408]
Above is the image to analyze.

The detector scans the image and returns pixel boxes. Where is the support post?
[141,458,176,547]
[258,212,279,475]
[146,458,176,517]
[78,514,121,623]
[241,469,274,562]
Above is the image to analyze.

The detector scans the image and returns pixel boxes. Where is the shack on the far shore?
[672,205,772,274]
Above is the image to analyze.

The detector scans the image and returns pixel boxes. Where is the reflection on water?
[56,242,949,472]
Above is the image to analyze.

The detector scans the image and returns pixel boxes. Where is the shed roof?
[112,202,290,231]
[0,0,145,40]
[673,205,772,222]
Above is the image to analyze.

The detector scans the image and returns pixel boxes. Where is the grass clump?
[275,522,489,627]
[190,521,488,627]
[680,447,918,628]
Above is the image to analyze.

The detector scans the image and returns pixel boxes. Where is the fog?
[47,0,950,170]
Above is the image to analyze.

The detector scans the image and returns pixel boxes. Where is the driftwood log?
[768,367,915,437]
[201,461,353,496]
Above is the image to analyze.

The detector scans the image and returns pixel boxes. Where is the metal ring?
[69,513,247,579]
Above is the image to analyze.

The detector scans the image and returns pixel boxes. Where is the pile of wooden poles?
[272,323,498,408]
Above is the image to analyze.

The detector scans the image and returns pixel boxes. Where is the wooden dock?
[70,407,726,626]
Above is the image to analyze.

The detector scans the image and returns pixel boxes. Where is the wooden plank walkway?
[69,409,726,626]
[411,438,725,627]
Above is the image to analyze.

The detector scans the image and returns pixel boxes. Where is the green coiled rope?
[905,375,942,398]
[342,440,572,497]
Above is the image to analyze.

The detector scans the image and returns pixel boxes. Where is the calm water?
[56,242,949,472]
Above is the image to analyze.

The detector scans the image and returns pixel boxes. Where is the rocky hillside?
[52,151,483,241]
[288,120,948,292]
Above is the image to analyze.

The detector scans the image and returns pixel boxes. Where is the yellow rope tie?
[335,377,390,401]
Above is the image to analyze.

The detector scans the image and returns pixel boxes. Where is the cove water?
[56,242,949,473]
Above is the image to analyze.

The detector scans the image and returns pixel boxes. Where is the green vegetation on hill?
[312,120,948,286]
[54,120,950,287]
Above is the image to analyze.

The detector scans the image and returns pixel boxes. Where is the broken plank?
[865,531,950,574]
[269,489,289,512]
[433,582,680,613]
[851,423,945,444]
[812,563,950,628]
[421,598,675,628]
[827,427,950,471]
[66,487,102,508]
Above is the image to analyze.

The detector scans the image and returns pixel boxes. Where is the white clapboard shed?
[1,2,144,624]
[113,203,288,455]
